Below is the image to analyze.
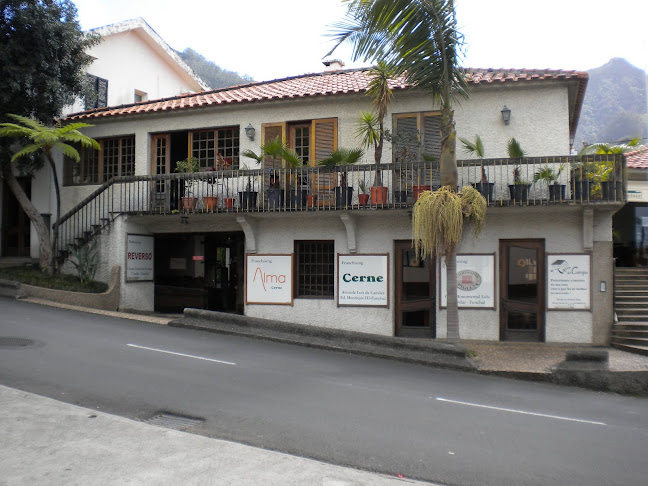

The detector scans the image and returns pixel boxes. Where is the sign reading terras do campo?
[246,254,293,305]
[126,234,154,282]
[337,254,389,307]
[547,254,591,309]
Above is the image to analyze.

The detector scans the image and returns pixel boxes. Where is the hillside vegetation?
[178,48,253,90]
[576,58,647,148]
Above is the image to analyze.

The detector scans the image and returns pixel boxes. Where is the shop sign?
[337,254,389,307]
[440,254,495,308]
[547,254,590,310]
[246,254,293,305]
[126,234,154,282]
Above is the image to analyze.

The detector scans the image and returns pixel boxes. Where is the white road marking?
[435,397,606,426]
[127,344,236,366]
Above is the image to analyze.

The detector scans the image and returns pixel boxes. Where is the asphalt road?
[1,297,647,486]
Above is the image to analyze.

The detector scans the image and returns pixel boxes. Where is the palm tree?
[0,115,99,273]
[329,0,481,342]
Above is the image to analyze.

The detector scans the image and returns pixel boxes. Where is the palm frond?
[459,135,485,158]
[355,111,380,149]
[507,138,526,158]
[11,144,42,161]
[52,142,81,162]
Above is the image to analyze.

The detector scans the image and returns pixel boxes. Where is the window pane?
[295,240,334,297]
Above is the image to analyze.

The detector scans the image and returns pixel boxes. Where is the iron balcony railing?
[56,154,625,255]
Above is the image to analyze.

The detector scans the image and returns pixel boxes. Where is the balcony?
[56,155,625,254]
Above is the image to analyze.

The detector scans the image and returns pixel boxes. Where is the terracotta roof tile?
[66,67,586,121]
[626,147,648,169]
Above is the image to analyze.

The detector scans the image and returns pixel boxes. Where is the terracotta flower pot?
[180,197,198,211]
[370,186,388,205]
[202,196,218,210]
[413,185,431,201]
[223,197,235,209]
[358,193,369,206]
[307,194,318,208]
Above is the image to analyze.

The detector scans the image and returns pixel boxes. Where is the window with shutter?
[392,112,442,190]
[85,74,109,110]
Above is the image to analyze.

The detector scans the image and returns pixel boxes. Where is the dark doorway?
[613,202,648,267]
[154,232,244,314]
[499,239,545,342]
[394,240,436,337]
[2,179,31,257]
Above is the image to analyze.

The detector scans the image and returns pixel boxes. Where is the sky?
[72,0,648,82]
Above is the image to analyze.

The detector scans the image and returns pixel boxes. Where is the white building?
[1,17,207,260]
[49,65,626,345]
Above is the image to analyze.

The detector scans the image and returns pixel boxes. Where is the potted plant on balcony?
[317,147,364,208]
[356,62,395,206]
[534,163,565,202]
[174,156,200,211]
[357,179,370,206]
[266,169,284,209]
[243,138,301,210]
[506,138,531,203]
[460,135,493,202]
[570,161,594,200]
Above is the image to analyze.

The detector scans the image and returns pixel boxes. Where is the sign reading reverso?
[246,254,293,305]
[126,234,154,282]
[547,254,590,309]
[338,254,389,307]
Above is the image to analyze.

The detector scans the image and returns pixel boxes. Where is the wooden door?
[150,134,171,211]
[394,241,436,337]
[499,239,545,341]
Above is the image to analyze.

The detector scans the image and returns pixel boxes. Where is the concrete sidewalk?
[0,385,428,486]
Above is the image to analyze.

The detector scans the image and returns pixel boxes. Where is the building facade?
[48,66,625,344]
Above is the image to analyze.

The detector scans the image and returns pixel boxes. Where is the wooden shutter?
[262,123,286,169]
[422,113,441,185]
[311,118,338,207]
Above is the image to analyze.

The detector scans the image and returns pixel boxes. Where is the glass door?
[394,241,435,337]
[499,240,545,341]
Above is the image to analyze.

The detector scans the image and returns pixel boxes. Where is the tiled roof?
[66,67,587,121]
[626,147,648,169]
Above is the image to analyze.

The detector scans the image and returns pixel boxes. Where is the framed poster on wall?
[547,254,591,310]
[245,254,293,305]
[126,234,154,282]
[337,254,389,307]
[440,254,495,308]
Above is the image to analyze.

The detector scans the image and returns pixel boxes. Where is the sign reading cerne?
[338,254,389,307]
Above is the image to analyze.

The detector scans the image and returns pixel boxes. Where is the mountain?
[178,48,253,90]
[575,58,647,149]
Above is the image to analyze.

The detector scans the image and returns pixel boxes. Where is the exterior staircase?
[612,267,648,356]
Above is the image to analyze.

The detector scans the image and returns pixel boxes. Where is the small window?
[85,74,108,109]
[294,240,335,298]
[134,90,148,103]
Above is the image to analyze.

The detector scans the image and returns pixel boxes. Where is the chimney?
[323,59,345,72]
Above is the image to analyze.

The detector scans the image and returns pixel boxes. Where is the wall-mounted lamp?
[501,106,511,125]
[245,124,255,141]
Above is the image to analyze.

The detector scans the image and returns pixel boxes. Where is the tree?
[329,0,482,342]
[0,115,99,273]
[355,61,396,187]
[0,0,98,270]
[177,48,253,89]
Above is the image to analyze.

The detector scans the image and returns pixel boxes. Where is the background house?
[1,17,208,260]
